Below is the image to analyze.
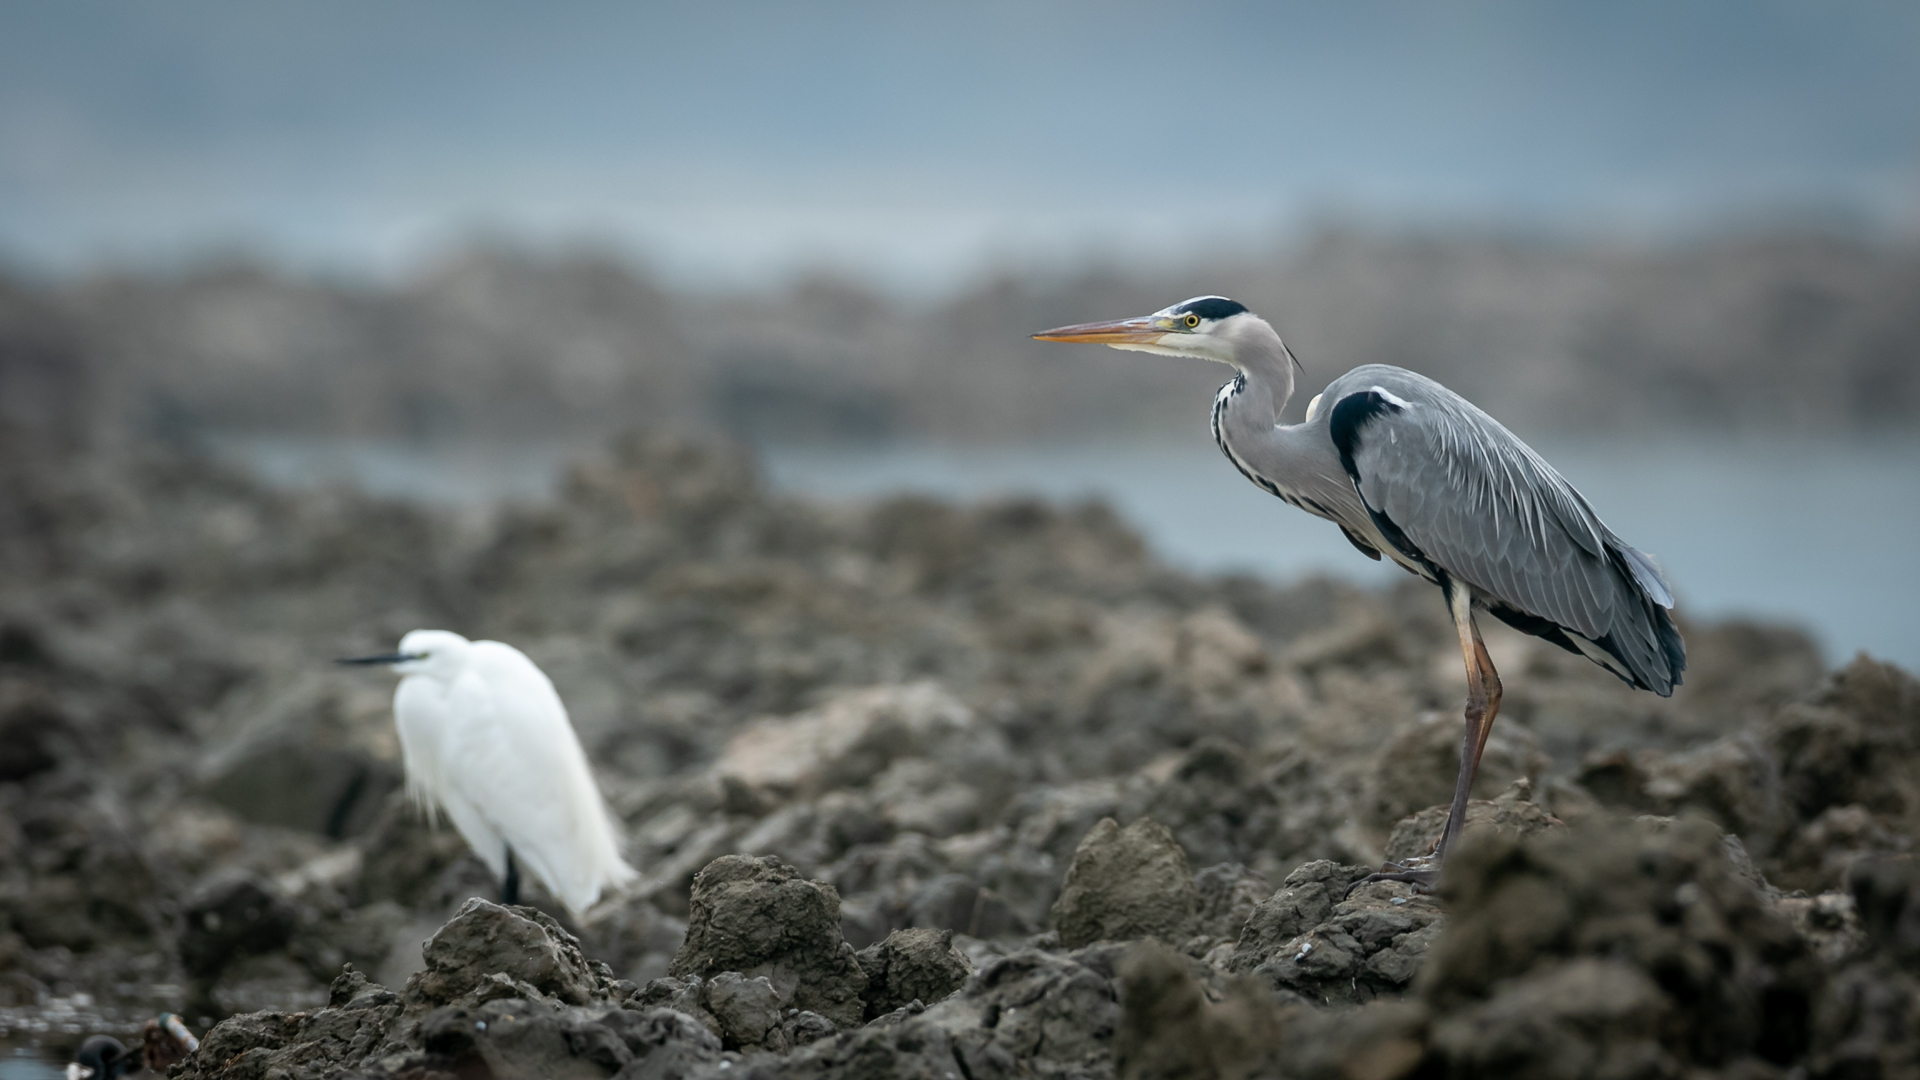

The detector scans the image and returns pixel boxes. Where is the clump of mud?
[2,427,1916,1078]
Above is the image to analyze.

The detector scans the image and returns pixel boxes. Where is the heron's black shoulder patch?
[1173,296,1247,321]
[1326,389,1405,478]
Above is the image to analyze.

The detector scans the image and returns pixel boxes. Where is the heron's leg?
[502,848,520,907]
[1433,596,1497,860]
[1470,621,1504,767]
[1347,585,1493,897]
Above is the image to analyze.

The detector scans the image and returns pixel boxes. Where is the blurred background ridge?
[2,0,1917,664]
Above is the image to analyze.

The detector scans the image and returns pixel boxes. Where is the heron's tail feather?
[1616,543,1675,609]
[1597,544,1688,696]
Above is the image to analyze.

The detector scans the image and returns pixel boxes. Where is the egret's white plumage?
[366,630,636,917]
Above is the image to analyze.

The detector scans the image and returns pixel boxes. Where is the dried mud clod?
[1051,817,1200,949]
[406,898,606,1007]
[1421,816,1827,1077]
[854,927,971,1020]
[666,853,870,1030]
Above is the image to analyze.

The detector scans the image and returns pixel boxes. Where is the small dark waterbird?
[67,1036,136,1080]
[1035,297,1685,887]
[66,1015,199,1079]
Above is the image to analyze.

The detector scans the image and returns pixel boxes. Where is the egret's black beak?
[336,653,416,666]
[1032,315,1170,345]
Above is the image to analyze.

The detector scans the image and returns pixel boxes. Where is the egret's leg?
[502,848,520,907]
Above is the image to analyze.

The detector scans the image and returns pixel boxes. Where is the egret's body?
[342,630,636,917]
[1037,298,1685,884]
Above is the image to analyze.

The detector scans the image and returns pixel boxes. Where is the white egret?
[339,630,637,918]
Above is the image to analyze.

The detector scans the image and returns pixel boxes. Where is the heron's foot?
[1344,857,1441,897]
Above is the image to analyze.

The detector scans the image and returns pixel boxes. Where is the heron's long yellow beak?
[1032,315,1170,345]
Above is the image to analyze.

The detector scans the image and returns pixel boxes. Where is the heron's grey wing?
[1324,368,1684,695]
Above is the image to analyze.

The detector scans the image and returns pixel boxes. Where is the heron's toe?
[1345,861,1441,897]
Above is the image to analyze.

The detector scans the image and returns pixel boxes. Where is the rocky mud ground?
[2,429,1918,1079]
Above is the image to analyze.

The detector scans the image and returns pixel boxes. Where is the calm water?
[212,434,1920,670]
[0,1045,61,1080]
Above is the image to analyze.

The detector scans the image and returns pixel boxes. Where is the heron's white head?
[337,629,471,681]
[1032,296,1273,367]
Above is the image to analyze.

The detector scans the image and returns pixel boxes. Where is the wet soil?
[2,428,1915,1079]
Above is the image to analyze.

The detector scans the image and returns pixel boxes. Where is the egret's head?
[336,629,470,679]
[1032,296,1265,366]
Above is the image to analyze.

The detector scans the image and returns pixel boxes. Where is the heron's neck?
[1222,319,1296,425]
[1211,325,1359,520]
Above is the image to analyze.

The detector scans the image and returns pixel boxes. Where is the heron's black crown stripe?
[1175,296,1248,321]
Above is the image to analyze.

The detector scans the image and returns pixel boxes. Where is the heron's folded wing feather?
[1326,370,1673,682]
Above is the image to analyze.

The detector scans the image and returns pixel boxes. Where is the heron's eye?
[1183,313,1200,328]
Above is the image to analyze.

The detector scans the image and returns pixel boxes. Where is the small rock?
[407,898,600,1007]
[1226,860,1371,972]
[1051,817,1199,948]
[602,1006,724,1060]
[668,854,869,1028]
[856,927,972,1020]
[945,950,1121,1075]
[196,675,399,839]
[702,971,785,1049]
[781,1009,837,1048]
[1223,859,1442,1005]
[629,975,723,1037]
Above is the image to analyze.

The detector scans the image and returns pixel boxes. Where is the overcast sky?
[3,1,1916,289]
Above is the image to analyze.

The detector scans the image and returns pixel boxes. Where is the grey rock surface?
[668,854,869,1028]
[1418,816,1827,1077]
[4,428,1918,1078]
[701,970,783,1049]
[1050,817,1199,949]
[1191,861,1272,942]
[408,897,604,1007]
[854,927,971,1020]
[1224,860,1443,1005]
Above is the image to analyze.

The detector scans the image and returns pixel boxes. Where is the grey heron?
[1035,296,1685,887]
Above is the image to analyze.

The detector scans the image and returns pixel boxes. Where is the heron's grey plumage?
[1035,296,1686,879]
[1050,297,1686,698]
[1317,365,1684,695]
